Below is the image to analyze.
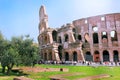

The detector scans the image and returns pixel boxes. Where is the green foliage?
[0,32,39,74]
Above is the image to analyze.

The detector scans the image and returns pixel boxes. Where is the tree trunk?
[7,67,10,75]
[2,66,5,73]
[7,63,14,75]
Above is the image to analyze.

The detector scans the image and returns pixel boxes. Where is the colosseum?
[38,5,120,63]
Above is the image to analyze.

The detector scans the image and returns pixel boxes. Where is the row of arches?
[43,50,119,62]
[64,34,82,42]
[92,30,118,44]
[43,51,78,61]
[65,51,78,61]
[85,50,119,62]
[52,28,82,43]
[52,29,118,44]
[44,52,52,61]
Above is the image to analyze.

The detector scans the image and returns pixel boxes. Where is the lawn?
[0,64,120,80]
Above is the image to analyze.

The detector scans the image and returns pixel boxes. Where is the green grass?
[0,65,120,80]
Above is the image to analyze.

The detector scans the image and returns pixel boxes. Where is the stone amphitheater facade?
[38,5,120,62]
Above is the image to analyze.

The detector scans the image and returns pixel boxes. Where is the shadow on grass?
[0,68,29,77]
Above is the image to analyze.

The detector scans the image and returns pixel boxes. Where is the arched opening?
[113,50,119,62]
[110,31,118,41]
[93,33,99,44]
[58,45,63,60]
[64,34,69,42]
[44,36,47,44]
[44,53,47,61]
[85,52,93,61]
[101,32,108,43]
[73,51,77,61]
[78,35,82,41]
[65,52,69,61]
[58,36,62,43]
[92,26,98,32]
[73,28,77,40]
[103,50,109,62]
[52,30,57,42]
[93,51,100,62]
[49,52,52,60]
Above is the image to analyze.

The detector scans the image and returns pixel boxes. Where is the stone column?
[118,49,120,61]
[77,47,85,61]
[99,50,103,62]
[116,30,120,47]
[81,26,85,42]
[89,24,94,55]
[109,50,113,62]
[46,50,49,61]
[97,23,102,48]
[107,31,112,47]
[47,32,53,43]
[60,32,64,44]
[69,50,73,61]
[68,32,75,43]
[52,49,55,61]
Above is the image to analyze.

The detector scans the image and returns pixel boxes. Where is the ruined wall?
[73,13,120,62]
[38,6,120,62]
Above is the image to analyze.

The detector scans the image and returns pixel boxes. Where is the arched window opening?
[85,52,93,61]
[73,51,77,61]
[52,30,57,42]
[44,53,47,61]
[58,45,63,60]
[113,50,119,62]
[44,36,48,44]
[93,33,99,44]
[102,32,107,39]
[64,34,69,42]
[110,31,118,41]
[49,52,52,60]
[92,26,98,32]
[73,28,77,40]
[94,51,100,62]
[65,52,69,61]
[72,28,76,33]
[58,36,62,43]
[78,35,82,41]
[101,32,108,43]
[103,50,109,62]
[101,16,105,21]
[84,33,90,43]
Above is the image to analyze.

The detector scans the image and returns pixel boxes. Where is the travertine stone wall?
[38,5,120,62]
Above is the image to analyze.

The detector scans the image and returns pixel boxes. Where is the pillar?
[109,50,113,62]
[99,50,103,62]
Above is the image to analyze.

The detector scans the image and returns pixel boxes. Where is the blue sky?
[0,0,120,42]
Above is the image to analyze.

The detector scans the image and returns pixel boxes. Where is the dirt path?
[50,73,110,80]
[77,74,110,80]
[50,72,84,80]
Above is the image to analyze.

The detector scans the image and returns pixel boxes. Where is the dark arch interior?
[85,52,93,61]
[78,35,82,40]
[58,36,62,43]
[65,52,69,61]
[52,30,57,42]
[73,51,77,61]
[93,33,99,44]
[44,53,47,60]
[103,50,109,62]
[58,45,63,60]
[113,50,119,62]
[64,34,69,42]
[94,51,100,62]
